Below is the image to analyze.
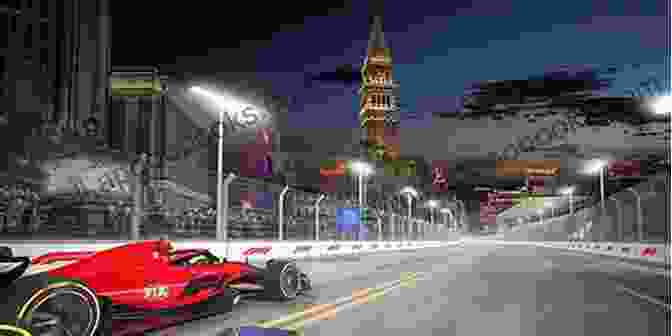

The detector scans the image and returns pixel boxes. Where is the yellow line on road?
[253,271,427,330]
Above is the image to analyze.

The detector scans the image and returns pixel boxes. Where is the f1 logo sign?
[242,247,272,256]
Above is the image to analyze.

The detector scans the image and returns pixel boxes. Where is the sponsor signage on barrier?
[327,244,341,251]
[241,247,272,256]
[641,247,657,257]
[352,244,363,250]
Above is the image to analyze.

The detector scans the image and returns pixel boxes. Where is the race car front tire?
[262,260,301,300]
[10,277,102,336]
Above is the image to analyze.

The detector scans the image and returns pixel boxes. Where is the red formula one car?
[0,240,311,336]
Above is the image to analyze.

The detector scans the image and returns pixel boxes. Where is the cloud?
[307,64,361,87]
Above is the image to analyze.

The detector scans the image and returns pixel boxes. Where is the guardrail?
[495,173,670,244]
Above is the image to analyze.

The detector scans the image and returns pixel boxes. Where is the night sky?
[112,0,670,134]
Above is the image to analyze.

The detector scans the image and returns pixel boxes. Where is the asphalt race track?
[147,244,670,336]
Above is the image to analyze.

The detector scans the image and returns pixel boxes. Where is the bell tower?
[359,11,400,162]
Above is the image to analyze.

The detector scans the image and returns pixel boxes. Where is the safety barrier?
[493,173,669,244]
[466,239,670,266]
[0,239,462,262]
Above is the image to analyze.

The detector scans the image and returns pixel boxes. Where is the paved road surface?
[148,244,670,336]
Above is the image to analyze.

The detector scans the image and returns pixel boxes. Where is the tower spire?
[367,15,386,54]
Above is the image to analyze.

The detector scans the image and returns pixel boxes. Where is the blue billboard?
[336,208,360,233]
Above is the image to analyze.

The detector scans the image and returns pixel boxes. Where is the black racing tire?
[262,260,302,301]
[5,276,102,336]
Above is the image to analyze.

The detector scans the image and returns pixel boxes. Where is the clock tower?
[359,14,400,162]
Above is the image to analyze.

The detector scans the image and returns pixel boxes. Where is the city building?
[0,0,110,139]
[0,0,112,235]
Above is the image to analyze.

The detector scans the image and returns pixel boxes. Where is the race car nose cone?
[233,294,241,305]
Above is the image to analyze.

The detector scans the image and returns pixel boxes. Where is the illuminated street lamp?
[584,159,608,213]
[651,94,671,115]
[189,85,261,240]
[427,200,439,235]
[349,161,373,209]
[400,186,419,239]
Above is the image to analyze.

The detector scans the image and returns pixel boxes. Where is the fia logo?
[144,285,169,299]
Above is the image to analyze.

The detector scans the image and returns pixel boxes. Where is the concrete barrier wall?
[0,239,463,262]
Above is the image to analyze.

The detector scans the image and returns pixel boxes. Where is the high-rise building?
[359,14,400,162]
[0,0,110,135]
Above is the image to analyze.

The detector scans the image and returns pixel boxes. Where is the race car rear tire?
[14,279,102,336]
[263,260,301,300]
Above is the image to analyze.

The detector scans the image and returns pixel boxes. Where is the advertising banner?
[41,157,132,198]
[479,191,497,225]
[319,174,339,193]
[383,159,417,177]
[525,176,546,194]
[383,126,400,160]
[240,191,274,210]
[496,160,560,177]
[607,160,641,178]
[320,159,346,176]
[431,160,450,192]
[336,208,361,233]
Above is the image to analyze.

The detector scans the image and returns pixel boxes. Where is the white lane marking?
[616,285,670,311]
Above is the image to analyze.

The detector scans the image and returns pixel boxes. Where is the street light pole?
[216,110,225,240]
[569,189,574,216]
[358,173,364,209]
[599,164,606,213]
[430,208,435,233]
[314,194,325,240]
